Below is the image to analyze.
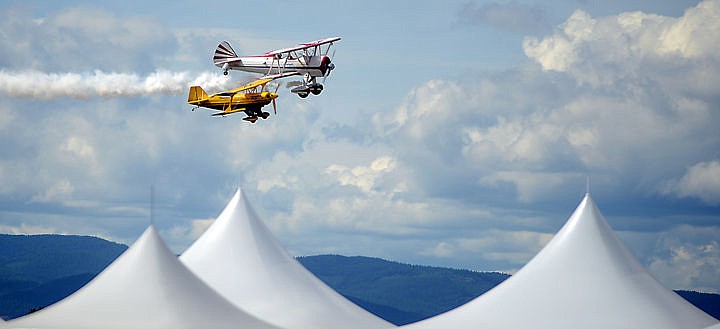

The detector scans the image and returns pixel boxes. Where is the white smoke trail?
[0,70,237,100]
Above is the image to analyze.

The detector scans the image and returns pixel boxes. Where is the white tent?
[180,188,395,329]
[405,194,719,329]
[4,226,281,329]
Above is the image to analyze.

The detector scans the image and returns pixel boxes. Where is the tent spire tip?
[586,175,591,195]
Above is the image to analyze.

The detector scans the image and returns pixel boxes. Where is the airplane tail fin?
[188,86,208,104]
[213,41,238,67]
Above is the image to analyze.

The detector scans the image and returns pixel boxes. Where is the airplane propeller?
[322,48,337,84]
[273,80,283,93]
[271,81,281,115]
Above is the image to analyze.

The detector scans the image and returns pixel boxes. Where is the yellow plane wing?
[211,107,246,116]
[215,78,273,96]
[215,72,301,96]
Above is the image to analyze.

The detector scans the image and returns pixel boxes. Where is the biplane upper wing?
[266,37,341,56]
[301,37,342,47]
[215,78,273,96]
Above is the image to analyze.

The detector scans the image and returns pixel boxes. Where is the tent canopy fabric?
[4,226,280,329]
[405,194,719,329]
[181,188,395,329]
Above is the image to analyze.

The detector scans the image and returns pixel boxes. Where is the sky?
[0,0,718,293]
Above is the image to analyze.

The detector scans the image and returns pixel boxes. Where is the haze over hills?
[0,234,717,324]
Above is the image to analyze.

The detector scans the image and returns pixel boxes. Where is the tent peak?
[137,224,157,239]
[181,188,395,329]
[5,212,279,329]
[405,192,718,329]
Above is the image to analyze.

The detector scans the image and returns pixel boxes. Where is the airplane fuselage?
[223,55,329,78]
[190,92,274,110]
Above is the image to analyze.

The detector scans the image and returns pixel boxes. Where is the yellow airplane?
[188,72,297,123]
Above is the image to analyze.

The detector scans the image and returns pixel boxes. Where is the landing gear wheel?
[261,112,270,119]
[311,84,323,95]
[298,92,309,98]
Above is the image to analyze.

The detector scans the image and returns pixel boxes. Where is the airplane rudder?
[188,86,208,103]
[214,41,238,66]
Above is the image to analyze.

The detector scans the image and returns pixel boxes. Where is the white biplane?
[213,37,341,98]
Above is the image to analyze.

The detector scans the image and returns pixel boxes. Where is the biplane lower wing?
[260,71,301,80]
[211,108,246,116]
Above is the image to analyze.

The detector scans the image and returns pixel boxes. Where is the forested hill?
[0,234,717,325]
[297,255,510,324]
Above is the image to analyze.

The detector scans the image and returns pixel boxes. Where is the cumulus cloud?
[657,0,720,58]
[0,6,178,72]
[325,156,401,195]
[163,218,215,252]
[522,1,720,86]
[374,79,465,137]
[0,88,249,242]
[30,178,74,204]
[480,171,583,203]
[646,225,720,293]
[663,160,720,205]
[376,0,720,207]
[245,142,430,234]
